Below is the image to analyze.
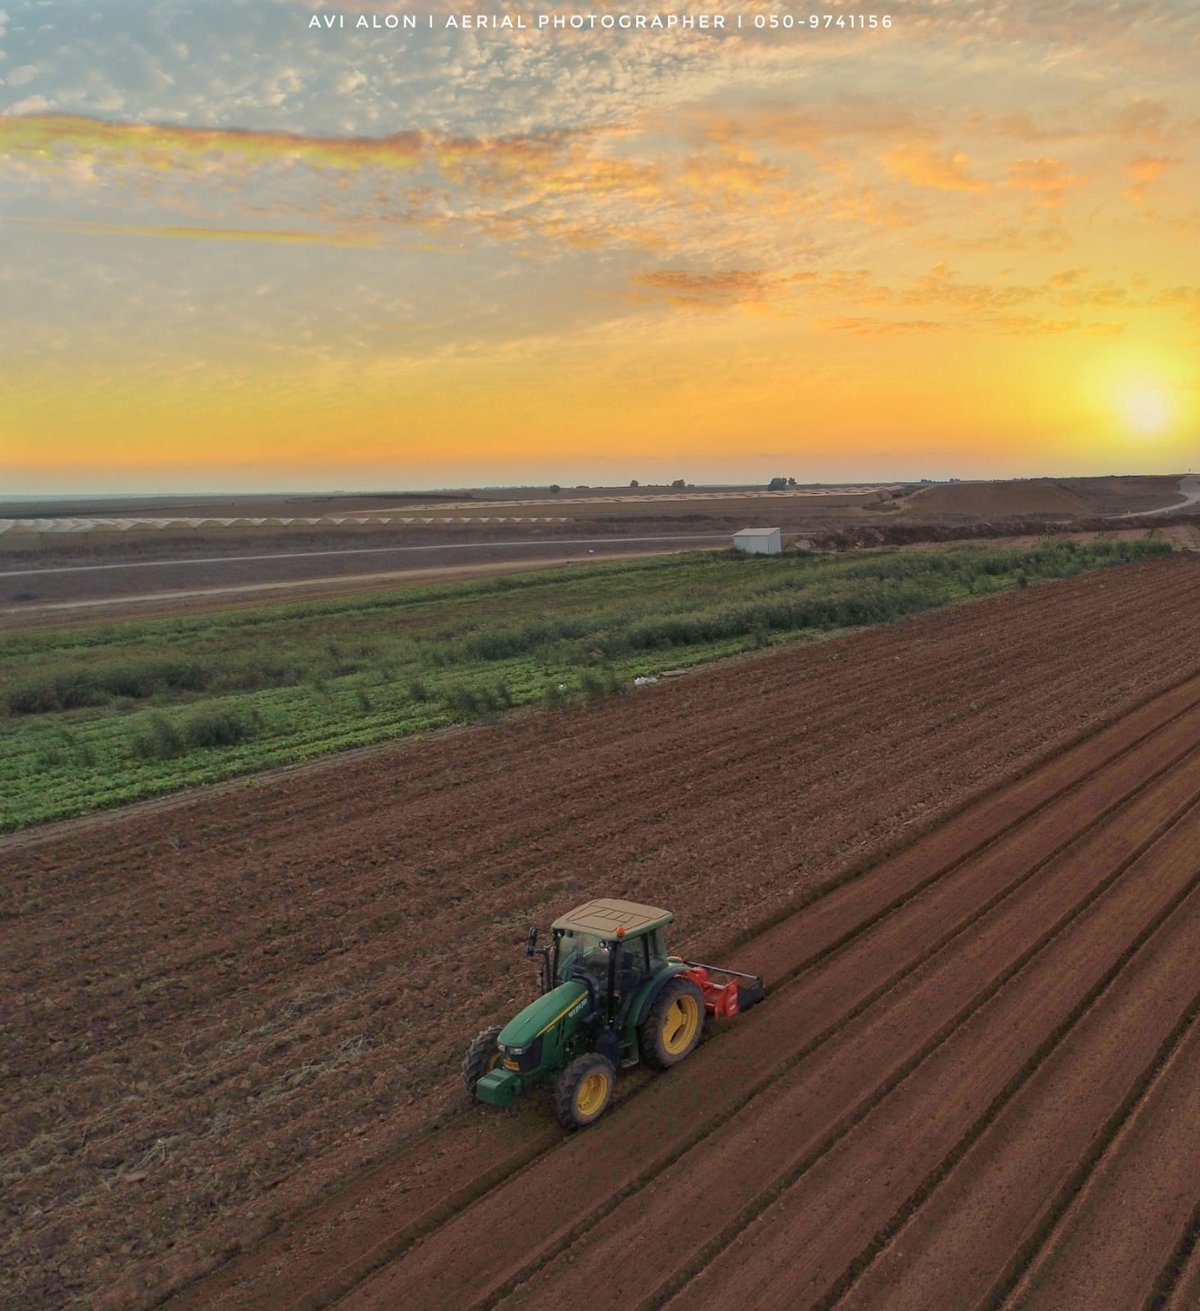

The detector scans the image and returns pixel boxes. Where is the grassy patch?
[0,539,1170,830]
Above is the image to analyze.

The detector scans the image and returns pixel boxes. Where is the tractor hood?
[499,980,588,1050]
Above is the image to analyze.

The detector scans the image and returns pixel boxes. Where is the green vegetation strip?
[0,540,1169,831]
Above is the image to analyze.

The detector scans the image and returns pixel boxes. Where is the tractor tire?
[461,1025,503,1094]
[639,976,705,1070]
[553,1053,616,1130]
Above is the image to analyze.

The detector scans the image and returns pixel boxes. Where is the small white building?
[733,527,782,555]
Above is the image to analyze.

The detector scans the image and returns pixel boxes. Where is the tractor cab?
[549,899,673,1020]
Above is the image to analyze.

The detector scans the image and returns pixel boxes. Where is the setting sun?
[1122,384,1172,436]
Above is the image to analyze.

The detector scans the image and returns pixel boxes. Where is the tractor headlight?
[499,1037,543,1071]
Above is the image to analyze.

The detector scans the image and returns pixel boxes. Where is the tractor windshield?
[555,930,606,985]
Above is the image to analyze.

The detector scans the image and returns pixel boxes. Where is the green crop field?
[0,539,1169,831]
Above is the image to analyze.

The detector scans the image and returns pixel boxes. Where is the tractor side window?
[615,941,646,997]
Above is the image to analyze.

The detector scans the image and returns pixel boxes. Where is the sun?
[1121,384,1171,436]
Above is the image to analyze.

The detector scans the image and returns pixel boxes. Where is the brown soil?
[807,511,1200,552]
[898,475,1185,521]
[903,478,1092,518]
[5,558,1200,1310]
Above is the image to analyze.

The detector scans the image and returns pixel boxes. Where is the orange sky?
[1,1,1198,491]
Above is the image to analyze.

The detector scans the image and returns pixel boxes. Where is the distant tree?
[787,476,798,487]
[629,479,639,488]
[671,478,686,489]
[767,476,789,490]
[548,484,561,493]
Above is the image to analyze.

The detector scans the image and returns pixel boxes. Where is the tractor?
[462,898,765,1129]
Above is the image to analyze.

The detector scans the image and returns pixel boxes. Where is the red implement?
[683,966,743,1019]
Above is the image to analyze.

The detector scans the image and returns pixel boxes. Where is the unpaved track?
[8,558,1200,1310]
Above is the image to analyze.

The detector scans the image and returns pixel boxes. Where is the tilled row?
[332,683,1200,1311]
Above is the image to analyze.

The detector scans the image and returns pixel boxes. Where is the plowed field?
[6,557,1200,1310]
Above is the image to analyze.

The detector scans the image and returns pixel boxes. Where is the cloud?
[818,316,948,337]
[0,112,425,173]
[1150,286,1200,324]
[673,98,923,162]
[1005,156,1081,207]
[4,94,49,114]
[982,315,1122,338]
[1122,153,1176,204]
[1055,282,1127,309]
[6,216,379,247]
[935,223,1072,254]
[676,144,784,202]
[879,143,988,193]
[631,268,808,311]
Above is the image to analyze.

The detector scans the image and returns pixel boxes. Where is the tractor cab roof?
[552,898,673,940]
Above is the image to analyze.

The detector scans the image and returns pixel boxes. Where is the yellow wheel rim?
[576,1071,609,1117]
[662,995,700,1054]
[485,1049,501,1074]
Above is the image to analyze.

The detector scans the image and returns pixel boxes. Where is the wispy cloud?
[1122,153,1176,203]
[1005,156,1081,207]
[4,216,379,246]
[879,143,988,192]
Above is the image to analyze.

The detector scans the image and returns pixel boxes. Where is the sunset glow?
[1121,385,1171,437]
[1,1,1198,492]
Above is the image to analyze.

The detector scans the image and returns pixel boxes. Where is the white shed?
[733,527,782,555]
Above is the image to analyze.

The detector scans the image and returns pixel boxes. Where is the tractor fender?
[626,963,691,1033]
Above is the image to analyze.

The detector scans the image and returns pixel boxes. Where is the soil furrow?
[1159,1205,1200,1311]
[663,807,1200,1311]
[987,1009,1200,1310]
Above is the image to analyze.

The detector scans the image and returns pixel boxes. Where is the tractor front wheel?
[462,1025,503,1095]
[553,1053,616,1129]
[639,976,705,1070]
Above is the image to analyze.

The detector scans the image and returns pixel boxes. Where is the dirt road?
[0,533,730,618]
[1118,473,1200,517]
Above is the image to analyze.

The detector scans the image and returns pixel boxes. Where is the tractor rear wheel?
[553,1053,616,1129]
[462,1025,503,1094]
[639,976,705,1070]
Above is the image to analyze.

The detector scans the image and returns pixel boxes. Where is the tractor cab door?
[614,931,665,1023]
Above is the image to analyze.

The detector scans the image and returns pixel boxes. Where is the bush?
[184,711,254,749]
[6,659,212,715]
[132,714,185,760]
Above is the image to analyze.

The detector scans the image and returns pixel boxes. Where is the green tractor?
[462,898,765,1129]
